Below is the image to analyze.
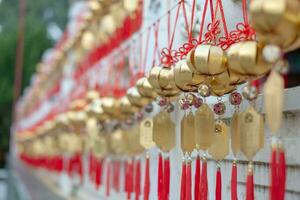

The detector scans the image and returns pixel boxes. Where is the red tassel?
[215,166,222,200]
[116,161,120,192]
[200,160,208,200]
[186,160,192,200]
[129,160,134,199]
[246,165,254,200]
[180,160,186,200]
[158,153,164,200]
[194,156,201,200]
[106,161,111,197]
[95,159,101,189]
[135,159,141,200]
[270,147,278,200]
[164,157,170,200]
[231,161,237,200]
[125,161,129,198]
[278,147,286,200]
[144,156,150,200]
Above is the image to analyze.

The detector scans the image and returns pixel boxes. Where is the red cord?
[158,153,164,200]
[216,166,222,200]
[278,147,286,200]
[194,156,201,200]
[141,28,151,74]
[200,160,208,200]
[231,161,237,200]
[246,166,254,200]
[186,160,192,200]
[164,157,170,200]
[144,156,150,200]
[180,160,186,200]
[152,22,160,68]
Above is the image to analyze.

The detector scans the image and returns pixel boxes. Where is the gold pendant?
[194,103,214,150]
[153,111,175,152]
[240,106,265,161]
[264,70,284,134]
[181,112,196,154]
[208,120,229,161]
[231,111,241,156]
[93,135,108,158]
[140,118,156,149]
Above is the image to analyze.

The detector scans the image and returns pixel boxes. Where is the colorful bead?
[229,92,242,106]
[213,102,226,115]
[136,112,144,121]
[180,99,190,110]
[193,97,203,108]
[157,97,168,107]
[145,103,153,113]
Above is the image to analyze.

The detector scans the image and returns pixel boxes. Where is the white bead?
[263,45,282,63]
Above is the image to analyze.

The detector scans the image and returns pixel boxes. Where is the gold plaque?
[208,121,229,161]
[153,111,175,152]
[140,118,156,149]
[181,112,196,154]
[240,106,265,161]
[194,104,214,150]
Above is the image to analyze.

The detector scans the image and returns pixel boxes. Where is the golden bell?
[250,0,300,49]
[119,96,140,114]
[174,60,205,92]
[127,87,152,107]
[206,71,235,96]
[148,66,162,90]
[85,99,109,121]
[227,41,271,76]
[136,77,158,99]
[189,44,226,75]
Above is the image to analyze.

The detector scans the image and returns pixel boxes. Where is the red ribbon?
[106,161,111,197]
[270,147,278,200]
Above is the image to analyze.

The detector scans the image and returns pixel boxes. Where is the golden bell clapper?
[250,0,300,50]
[174,60,205,92]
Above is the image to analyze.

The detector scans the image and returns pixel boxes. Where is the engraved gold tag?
[208,121,229,161]
[194,103,214,150]
[181,112,196,154]
[264,70,284,134]
[240,106,265,161]
[140,118,156,149]
[153,111,175,152]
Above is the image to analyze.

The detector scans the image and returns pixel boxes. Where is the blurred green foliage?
[0,0,69,158]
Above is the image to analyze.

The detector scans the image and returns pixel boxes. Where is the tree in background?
[0,0,69,167]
